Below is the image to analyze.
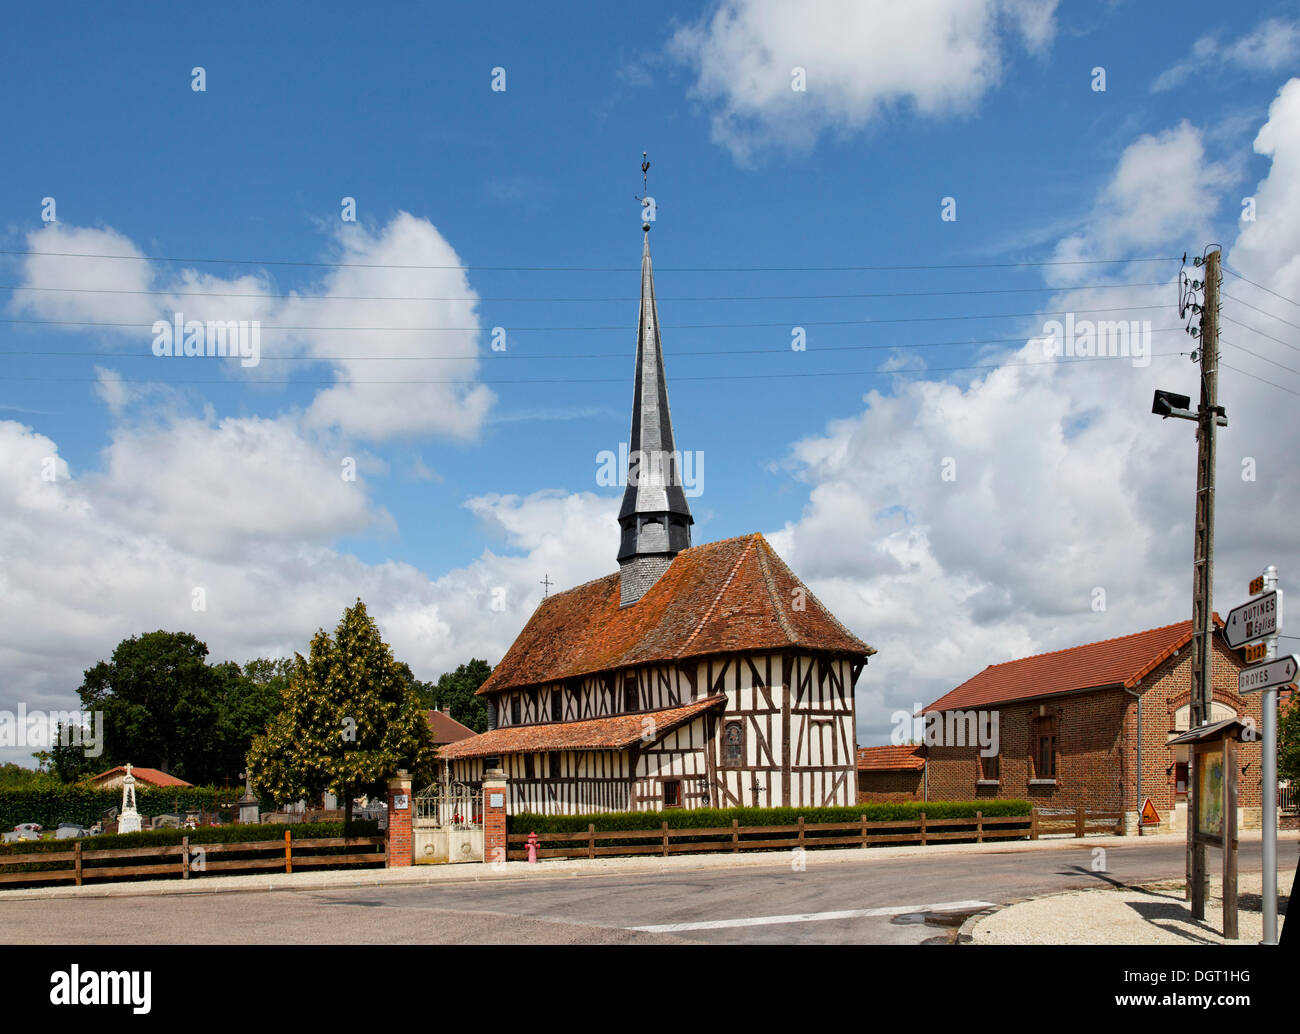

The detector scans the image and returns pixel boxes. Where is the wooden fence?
[0,831,385,889]
[506,806,1124,861]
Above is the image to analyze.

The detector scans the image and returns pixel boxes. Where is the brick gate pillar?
[482,767,508,866]
[386,768,413,868]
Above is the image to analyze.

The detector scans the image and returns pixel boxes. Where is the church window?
[551,690,563,722]
[723,721,744,766]
[662,779,682,808]
[510,696,521,726]
[624,677,638,712]
[549,752,561,780]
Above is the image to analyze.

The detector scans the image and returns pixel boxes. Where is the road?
[1,839,1293,944]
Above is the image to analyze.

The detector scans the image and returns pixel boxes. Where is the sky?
[2,0,1299,764]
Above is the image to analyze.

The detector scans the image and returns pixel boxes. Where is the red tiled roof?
[89,766,193,788]
[856,744,925,771]
[477,533,873,695]
[438,695,726,759]
[425,709,477,745]
[924,617,1224,713]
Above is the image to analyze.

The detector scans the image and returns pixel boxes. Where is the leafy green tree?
[211,657,290,781]
[246,600,436,824]
[0,762,59,789]
[1279,691,1300,785]
[73,634,291,787]
[427,659,492,733]
[78,631,223,783]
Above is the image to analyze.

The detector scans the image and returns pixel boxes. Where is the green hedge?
[0,785,279,831]
[507,799,1031,835]
[0,819,380,856]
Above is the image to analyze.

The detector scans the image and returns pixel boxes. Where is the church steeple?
[617,212,693,606]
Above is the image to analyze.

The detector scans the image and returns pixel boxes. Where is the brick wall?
[923,633,1264,830]
[857,769,923,801]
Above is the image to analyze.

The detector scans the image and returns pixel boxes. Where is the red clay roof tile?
[477,533,873,695]
[924,617,1224,713]
[89,766,193,788]
[856,744,926,771]
[438,695,726,759]
[425,709,477,745]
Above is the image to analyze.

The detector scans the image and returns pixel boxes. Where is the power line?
[0,303,1170,334]
[0,327,1197,363]
[1220,314,1300,354]
[1222,264,1300,312]
[0,280,1169,304]
[0,351,1185,387]
[1221,338,1300,378]
[1220,361,1300,397]
[0,247,1184,273]
[1223,291,1300,334]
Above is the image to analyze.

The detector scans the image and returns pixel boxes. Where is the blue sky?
[3,1,1299,760]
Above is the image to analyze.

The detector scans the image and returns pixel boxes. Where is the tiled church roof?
[477,533,874,696]
[924,617,1226,713]
[438,696,726,759]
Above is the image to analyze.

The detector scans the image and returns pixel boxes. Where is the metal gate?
[413,781,484,864]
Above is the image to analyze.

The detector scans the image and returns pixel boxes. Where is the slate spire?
[617,224,693,606]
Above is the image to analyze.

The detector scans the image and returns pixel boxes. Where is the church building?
[439,219,875,815]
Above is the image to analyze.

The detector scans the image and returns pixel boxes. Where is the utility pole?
[1189,246,1221,918]
[1152,246,1226,920]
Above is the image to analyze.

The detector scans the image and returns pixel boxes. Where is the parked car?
[4,823,42,843]
[54,823,89,840]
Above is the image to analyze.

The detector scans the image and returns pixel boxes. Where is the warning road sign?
[1140,798,1161,826]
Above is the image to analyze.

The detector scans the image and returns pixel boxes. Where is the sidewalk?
[1,829,1289,902]
[964,869,1291,945]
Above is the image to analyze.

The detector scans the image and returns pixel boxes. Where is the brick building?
[922,618,1278,834]
[856,744,925,802]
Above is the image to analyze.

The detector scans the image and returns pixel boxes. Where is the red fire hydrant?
[526,831,539,864]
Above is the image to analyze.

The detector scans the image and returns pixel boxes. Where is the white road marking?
[628,899,996,933]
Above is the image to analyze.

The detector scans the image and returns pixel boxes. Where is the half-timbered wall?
[458,649,859,814]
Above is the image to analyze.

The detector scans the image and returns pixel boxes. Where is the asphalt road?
[2,839,1293,944]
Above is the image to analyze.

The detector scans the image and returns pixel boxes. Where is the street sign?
[1250,574,1265,596]
[1140,797,1161,826]
[1238,654,1299,695]
[1223,589,1282,648]
[1244,642,1267,663]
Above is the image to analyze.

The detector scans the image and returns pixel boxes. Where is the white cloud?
[0,416,618,766]
[669,0,1057,161]
[1049,121,1233,285]
[11,213,494,442]
[774,83,1300,744]
[1153,18,1300,92]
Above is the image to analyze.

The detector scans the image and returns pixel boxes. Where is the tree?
[1279,691,1300,786]
[427,659,493,733]
[78,631,223,783]
[246,600,436,824]
[74,633,290,786]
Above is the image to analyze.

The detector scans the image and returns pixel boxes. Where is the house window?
[1175,762,1188,796]
[1033,717,1057,779]
[549,752,561,780]
[624,677,638,713]
[510,696,521,726]
[551,690,563,722]
[524,754,535,780]
[663,779,682,808]
[981,752,1000,782]
[723,721,744,766]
